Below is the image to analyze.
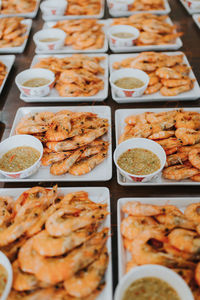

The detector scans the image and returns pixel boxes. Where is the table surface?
[0,0,200,294]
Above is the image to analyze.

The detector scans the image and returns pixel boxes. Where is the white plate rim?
[0,54,15,94]
[179,0,200,14]
[193,14,200,29]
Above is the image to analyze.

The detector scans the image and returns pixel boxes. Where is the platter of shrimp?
[115,108,200,186]
[0,186,112,300]
[193,14,200,30]
[0,55,15,95]
[36,19,108,54]
[0,0,41,18]
[20,54,108,102]
[0,106,112,182]
[107,0,170,17]
[117,197,200,299]
[0,17,32,53]
[108,14,183,52]
[109,52,200,103]
[179,0,200,14]
[42,0,105,21]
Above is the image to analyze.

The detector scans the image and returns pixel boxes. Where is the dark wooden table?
[0,0,200,294]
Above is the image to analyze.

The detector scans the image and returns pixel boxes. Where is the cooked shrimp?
[149,130,175,140]
[165,152,188,167]
[175,128,200,145]
[163,165,199,180]
[144,82,162,94]
[63,247,109,297]
[168,229,200,254]
[189,149,200,169]
[122,201,166,216]
[160,84,192,96]
[161,77,192,88]
[156,67,182,79]
[46,207,108,237]
[184,203,200,224]
[41,151,71,166]
[195,262,200,286]
[155,213,196,230]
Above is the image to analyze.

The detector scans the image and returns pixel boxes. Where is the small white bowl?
[114,265,194,300]
[0,251,13,300]
[186,0,200,9]
[15,68,55,97]
[108,25,140,48]
[33,29,66,51]
[110,68,149,98]
[108,0,133,11]
[0,135,43,179]
[40,0,67,16]
[114,138,166,183]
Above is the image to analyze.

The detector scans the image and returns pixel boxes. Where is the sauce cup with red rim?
[114,265,194,300]
[108,25,140,48]
[107,0,133,11]
[0,135,43,179]
[33,29,66,51]
[0,251,13,300]
[114,138,166,183]
[110,68,149,98]
[15,68,55,97]
[40,0,67,16]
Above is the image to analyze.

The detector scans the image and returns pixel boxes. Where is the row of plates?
[2,105,200,186]
[2,186,200,299]
[1,52,200,102]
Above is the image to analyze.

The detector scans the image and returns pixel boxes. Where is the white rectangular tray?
[107,0,170,17]
[42,0,105,21]
[109,52,200,103]
[0,186,112,300]
[0,0,40,18]
[35,20,108,54]
[1,105,112,182]
[108,18,182,53]
[117,196,200,279]
[0,19,32,53]
[193,14,200,29]
[0,54,15,94]
[179,0,200,14]
[20,53,108,102]
[115,107,200,186]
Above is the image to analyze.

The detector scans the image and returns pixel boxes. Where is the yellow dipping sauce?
[117,148,161,175]
[0,264,7,297]
[113,32,134,39]
[0,146,40,172]
[122,277,180,300]
[40,38,60,42]
[22,78,50,88]
[114,77,144,89]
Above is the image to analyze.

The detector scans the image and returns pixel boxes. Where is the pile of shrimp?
[65,0,101,15]
[15,110,109,176]
[121,200,200,299]
[128,0,165,11]
[0,17,27,48]
[53,19,105,50]
[0,186,109,300]
[1,0,36,14]
[119,109,200,181]
[111,13,182,46]
[113,52,194,96]
[0,61,6,87]
[33,55,105,97]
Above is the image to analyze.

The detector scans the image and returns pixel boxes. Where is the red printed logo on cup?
[187,1,191,7]
[48,44,55,50]
[111,38,116,45]
[109,3,114,8]
[51,9,56,15]
[22,88,30,95]
[124,90,134,97]
[130,176,144,182]
[8,173,21,178]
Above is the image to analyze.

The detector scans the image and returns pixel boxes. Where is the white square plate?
[0,55,15,94]
[108,18,182,53]
[107,0,170,17]
[35,20,108,54]
[117,196,200,280]
[115,107,200,186]
[109,52,200,103]
[0,105,112,182]
[0,19,32,53]
[42,0,105,21]
[0,186,112,300]
[179,0,200,14]
[0,0,40,18]
[193,14,200,29]
[20,53,108,102]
